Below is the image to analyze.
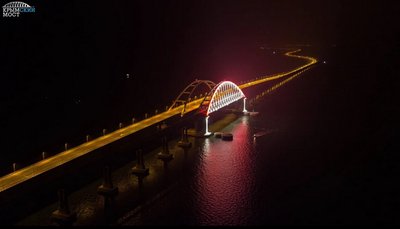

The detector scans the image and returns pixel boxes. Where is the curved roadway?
[0,49,317,193]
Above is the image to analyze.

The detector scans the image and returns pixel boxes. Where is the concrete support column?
[97,166,118,197]
[51,189,77,225]
[204,116,212,136]
[243,97,248,113]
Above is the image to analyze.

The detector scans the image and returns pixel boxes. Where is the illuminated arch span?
[169,79,216,111]
[3,1,32,8]
[199,81,245,116]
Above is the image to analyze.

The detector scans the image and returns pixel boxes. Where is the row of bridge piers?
[29,93,252,226]
[50,127,193,226]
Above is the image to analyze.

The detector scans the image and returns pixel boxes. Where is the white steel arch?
[199,81,246,116]
[3,1,32,8]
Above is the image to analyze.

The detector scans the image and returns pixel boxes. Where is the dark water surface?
[15,46,400,225]
[121,47,399,225]
[16,48,307,226]
[121,66,322,226]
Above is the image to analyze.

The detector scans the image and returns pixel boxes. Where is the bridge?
[0,49,318,193]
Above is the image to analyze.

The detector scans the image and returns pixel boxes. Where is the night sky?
[1,0,399,191]
[1,0,400,226]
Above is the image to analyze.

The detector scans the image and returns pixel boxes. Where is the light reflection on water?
[18,114,268,226]
[119,115,265,226]
[190,116,258,225]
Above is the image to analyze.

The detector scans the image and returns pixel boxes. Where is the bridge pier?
[97,166,118,197]
[243,97,248,113]
[157,136,173,161]
[204,116,212,136]
[177,127,192,149]
[51,189,77,226]
[158,122,168,131]
[186,115,213,137]
[132,149,149,175]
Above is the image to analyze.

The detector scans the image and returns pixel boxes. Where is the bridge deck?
[0,49,317,193]
[0,99,203,192]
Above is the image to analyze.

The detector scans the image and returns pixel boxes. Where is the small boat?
[253,131,268,138]
[248,111,259,116]
[253,130,274,138]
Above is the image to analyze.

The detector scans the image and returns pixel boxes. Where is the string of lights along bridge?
[0,49,318,193]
